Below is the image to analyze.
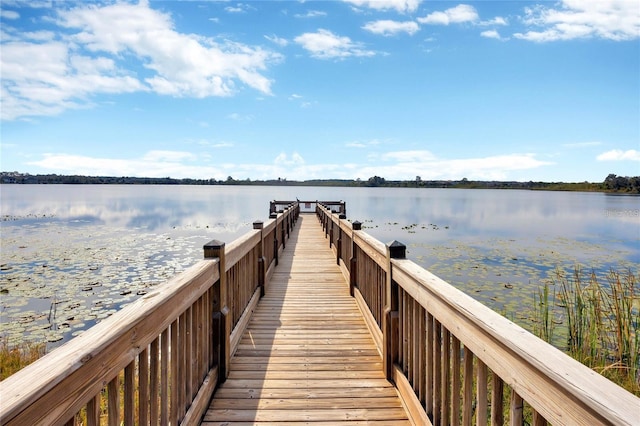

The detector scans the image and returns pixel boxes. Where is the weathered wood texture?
[202,215,411,425]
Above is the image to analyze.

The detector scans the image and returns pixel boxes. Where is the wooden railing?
[0,203,299,426]
[272,199,345,216]
[316,204,640,426]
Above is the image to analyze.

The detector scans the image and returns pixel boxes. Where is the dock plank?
[202,215,410,425]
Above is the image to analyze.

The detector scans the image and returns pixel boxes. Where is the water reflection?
[0,185,638,347]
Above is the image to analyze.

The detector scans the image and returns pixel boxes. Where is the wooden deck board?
[202,215,410,425]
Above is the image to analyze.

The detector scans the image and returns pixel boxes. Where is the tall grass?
[0,338,46,381]
[534,267,639,395]
[533,280,556,344]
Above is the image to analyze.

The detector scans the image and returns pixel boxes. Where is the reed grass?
[0,337,46,381]
[534,267,639,395]
[533,280,556,344]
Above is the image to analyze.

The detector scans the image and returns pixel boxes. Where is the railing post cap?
[352,220,362,230]
[269,212,278,219]
[204,239,225,258]
[388,240,406,259]
[253,220,264,229]
[339,213,347,219]
[204,239,225,250]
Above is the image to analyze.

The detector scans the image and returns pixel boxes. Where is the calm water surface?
[1,185,638,347]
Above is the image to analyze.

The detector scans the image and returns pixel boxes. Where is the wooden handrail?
[316,205,640,426]
[0,203,299,425]
[0,259,219,425]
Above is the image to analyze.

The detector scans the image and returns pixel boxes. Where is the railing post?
[203,240,230,383]
[270,212,279,266]
[329,214,334,248]
[336,213,347,265]
[336,219,342,265]
[349,221,361,297]
[254,220,266,298]
[384,240,405,382]
[281,210,286,249]
[325,209,329,237]
[284,207,289,239]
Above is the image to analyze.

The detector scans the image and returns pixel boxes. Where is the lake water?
[1,185,638,348]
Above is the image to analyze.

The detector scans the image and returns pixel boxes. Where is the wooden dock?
[3,201,638,426]
[202,215,410,425]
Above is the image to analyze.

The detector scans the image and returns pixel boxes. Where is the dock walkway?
[201,215,410,425]
[5,202,636,425]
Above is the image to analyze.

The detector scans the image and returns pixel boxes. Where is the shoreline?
[1,175,639,194]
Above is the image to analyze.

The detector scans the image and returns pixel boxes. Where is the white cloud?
[1,40,145,120]
[362,20,420,36]
[596,149,640,161]
[27,152,221,179]
[264,34,289,47]
[294,10,327,18]
[227,112,254,121]
[287,93,315,108]
[382,150,437,162]
[1,1,280,120]
[342,0,422,13]
[1,10,19,20]
[24,149,554,181]
[224,3,255,14]
[227,160,351,181]
[143,150,197,162]
[515,1,640,42]
[481,30,503,40]
[191,139,234,148]
[60,3,278,95]
[21,30,56,41]
[213,142,234,148]
[346,142,367,148]
[346,139,383,148]
[481,17,508,26]
[418,4,479,25]
[274,152,305,166]
[357,151,553,180]
[294,29,375,59]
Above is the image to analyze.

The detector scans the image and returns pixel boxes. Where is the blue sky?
[1,0,639,182]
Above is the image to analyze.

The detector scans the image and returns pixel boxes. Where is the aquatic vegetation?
[533,268,639,395]
[534,280,556,344]
[0,221,217,348]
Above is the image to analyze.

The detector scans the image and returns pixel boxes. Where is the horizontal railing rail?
[272,199,345,216]
[0,203,299,426]
[316,204,640,426]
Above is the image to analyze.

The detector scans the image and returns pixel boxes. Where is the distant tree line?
[602,174,640,193]
[1,172,638,193]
